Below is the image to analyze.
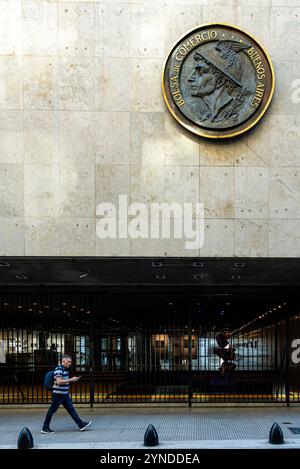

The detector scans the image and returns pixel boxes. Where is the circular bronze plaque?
[162,23,275,139]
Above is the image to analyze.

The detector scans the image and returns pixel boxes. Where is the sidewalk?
[1,406,300,449]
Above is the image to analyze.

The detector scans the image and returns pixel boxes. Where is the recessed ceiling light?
[79,269,90,279]
[234,262,245,268]
[152,261,163,267]
[16,274,27,280]
[156,274,166,280]
[193,262,204,267]
[0,261,10,267]
[194,274,204,280]
[232,275,241,280]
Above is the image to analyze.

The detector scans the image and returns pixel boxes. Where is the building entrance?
[0,286,298,406]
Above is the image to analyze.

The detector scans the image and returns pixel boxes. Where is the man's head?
[61,354,72,368]
[188,48,239,99]
[188,58,218,97]
[222,327,231,339]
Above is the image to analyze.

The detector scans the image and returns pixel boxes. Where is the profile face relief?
[188,61,217,97]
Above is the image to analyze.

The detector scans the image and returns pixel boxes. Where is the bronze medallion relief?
[162,24,275,138]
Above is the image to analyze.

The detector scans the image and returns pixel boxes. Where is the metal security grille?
[0,292,91,405]
[92,292,193,404]
[0,289,297,406]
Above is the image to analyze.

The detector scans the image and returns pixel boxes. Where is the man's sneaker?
[41,428,55,434]
[79,420,92,431]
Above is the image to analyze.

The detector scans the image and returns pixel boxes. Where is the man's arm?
[55,376,81,385]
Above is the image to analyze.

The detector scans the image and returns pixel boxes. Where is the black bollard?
[144,424,159,447]
[269,422,284,445]
[17,427,34,449]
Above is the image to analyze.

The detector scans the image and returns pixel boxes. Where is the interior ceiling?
[0,256,300,287]
[0,289,289,332]
[0,257,295,331]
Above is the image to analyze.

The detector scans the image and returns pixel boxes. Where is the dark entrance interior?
[0,257,300,406]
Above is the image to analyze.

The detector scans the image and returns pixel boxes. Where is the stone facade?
[0,0,299,257]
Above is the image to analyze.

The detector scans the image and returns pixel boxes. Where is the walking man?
[41,354,92,434]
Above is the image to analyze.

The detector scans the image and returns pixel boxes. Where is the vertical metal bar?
[275,321,278,373]
[274,321,279,401]
[188,307,193,408]
[89,293,94,408]
[285,310,290,407]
